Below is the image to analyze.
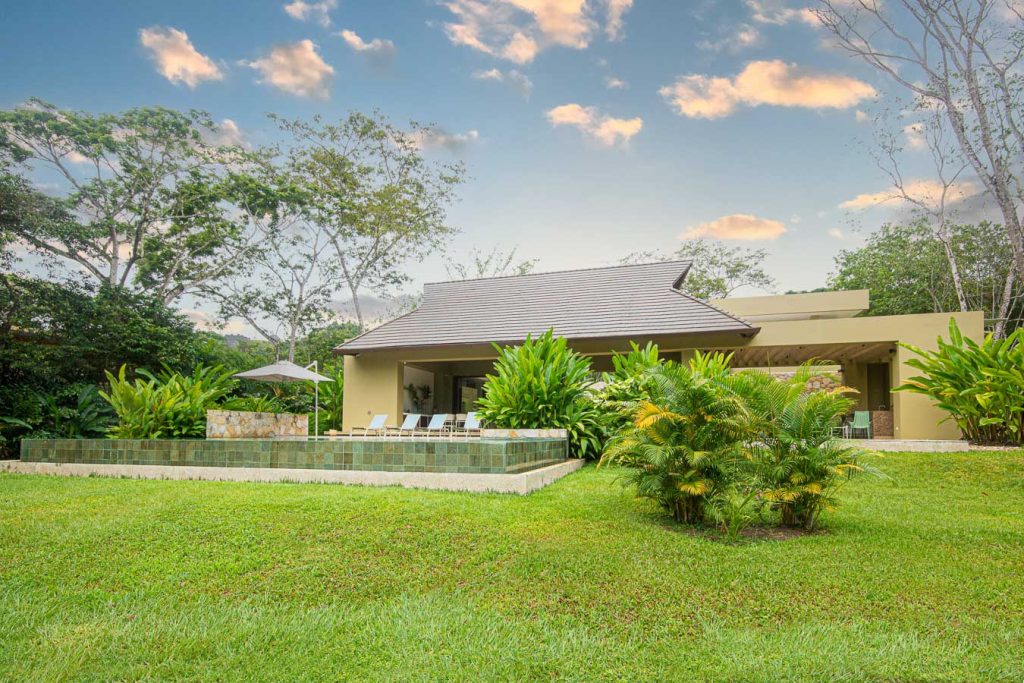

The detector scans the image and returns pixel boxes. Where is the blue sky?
[1,0,947,300]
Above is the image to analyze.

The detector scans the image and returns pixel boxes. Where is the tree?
[272,112,464,327]
[621,239,777,299]
[205,210,338,363]
[0,99,269,303]
[830,221,1023,332]
[816,0,1024,279]
[445,245,537,280]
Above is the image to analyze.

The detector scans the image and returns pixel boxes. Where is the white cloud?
[855,109,870,123]
[411,127,480,153]
[681,214,787,241]
[828,227,846,240]
[697,24,761,53]
[604,0,634,40]
[441,0,630,63]
[138,27,224,88]
[839,179,981,210]
[472,67,534,97]
[210,119,247,147]
[245,40,334,99]
[283,0,337,27]
[903,122,927,150]
[745,0,818,25]
[338,29,397,68]
[604,75,627,89]
[546,103,643,147]
[659,60,876,119]
[183,309,250,334]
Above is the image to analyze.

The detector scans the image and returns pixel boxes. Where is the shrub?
[730,365,873,530]
[101,364,236,439]
[896,318,1024,445]
[603,355,878,531]
[600,352,749,524]
[476,330,606,458]
[221,395,285,413]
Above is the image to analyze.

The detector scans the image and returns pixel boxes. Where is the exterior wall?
[206,410,307,439]
[342,354,404,430]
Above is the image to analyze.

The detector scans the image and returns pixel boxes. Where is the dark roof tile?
[338,260,756,353]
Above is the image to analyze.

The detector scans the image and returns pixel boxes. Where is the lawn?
[1,452,1022,682]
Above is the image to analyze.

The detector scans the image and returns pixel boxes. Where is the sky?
[0,0,968,315]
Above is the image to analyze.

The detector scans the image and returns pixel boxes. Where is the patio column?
[341,355,404,431]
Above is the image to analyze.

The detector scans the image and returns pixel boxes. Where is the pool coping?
[0,458,586,495]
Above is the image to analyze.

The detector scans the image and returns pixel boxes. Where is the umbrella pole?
[314,379,319,437]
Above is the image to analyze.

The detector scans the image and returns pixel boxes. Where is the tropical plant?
[593,341,664,435]
[730,365,873,530]
[600,352,749,524]
[313,363,344,434]
[34,385,113,438]
[705,487,760,542]
[405,384,431,412]
[221,395,285,414]
[101,364,236,439]
[476,330,606,458]
[896,319,1024,445]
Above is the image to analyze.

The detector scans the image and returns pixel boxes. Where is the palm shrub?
[600,352,749,524]
[101,364,236,438]
[476,330,607,458]
[730,365,874,530]
[896,319,1024,445]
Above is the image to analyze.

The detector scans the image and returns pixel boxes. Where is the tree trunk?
[993,266,1016,339]
[937,232,969,312]
[349,283,365,329]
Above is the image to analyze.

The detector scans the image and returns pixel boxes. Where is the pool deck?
[0,458,586,495]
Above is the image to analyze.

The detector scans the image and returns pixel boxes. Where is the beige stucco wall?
[342,354,404,430]
[339,307,985,440]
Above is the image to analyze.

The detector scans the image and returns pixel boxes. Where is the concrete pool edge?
[0,458,586,494]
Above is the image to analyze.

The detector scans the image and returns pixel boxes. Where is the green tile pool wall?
[20,438,568,474]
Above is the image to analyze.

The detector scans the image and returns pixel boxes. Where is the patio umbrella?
[234,360,333,436]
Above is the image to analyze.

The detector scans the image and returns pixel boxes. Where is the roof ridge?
[424,259,693,287]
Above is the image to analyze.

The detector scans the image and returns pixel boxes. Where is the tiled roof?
[337,260,757,353]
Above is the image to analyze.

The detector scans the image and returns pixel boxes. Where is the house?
[336,261,983,440]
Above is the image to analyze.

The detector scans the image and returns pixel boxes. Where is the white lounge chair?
[349,414,388,437]
[392,413,421,437]
[417,413,451,436]
[460,411,482,437]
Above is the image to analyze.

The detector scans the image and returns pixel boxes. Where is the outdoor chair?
[391,413,421,437]
[349,414,388,437]
[417,413,451,436]
[850,411,872,439]
[459,411,482,438]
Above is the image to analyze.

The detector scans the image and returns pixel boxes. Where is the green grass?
[1,452,1023,682]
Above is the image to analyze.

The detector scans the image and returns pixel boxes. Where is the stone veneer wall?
[769,371,843,393]
[206,410,308,439]
[21,437,568,474]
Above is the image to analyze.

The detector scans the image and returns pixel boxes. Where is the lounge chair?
[459,411,482,437]
[349,414,388,437]
[417,413,451,437]
[850,411,872,439]
[391,413,421,437]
